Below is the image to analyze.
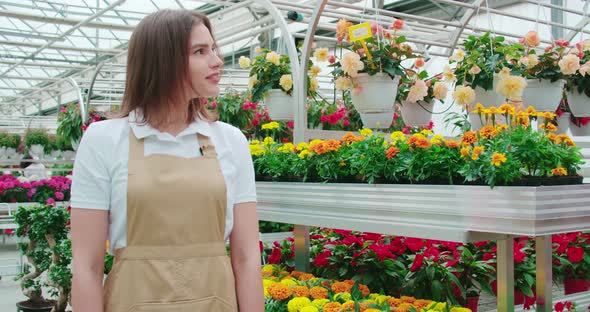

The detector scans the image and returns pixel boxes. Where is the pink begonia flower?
[55,192,64,201]
[328,55,336,64]
[342,119,350,127]
[209,101,217,108]
[554,39,569,48]
[415,58,425,68]
[287,121,294,129]
[523,31,541,47]
[392,19,404,30]
[60,106,67,113]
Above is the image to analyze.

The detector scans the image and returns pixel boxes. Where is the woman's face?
[187,23,223,99]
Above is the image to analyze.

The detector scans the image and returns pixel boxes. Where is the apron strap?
[128,131,144,173]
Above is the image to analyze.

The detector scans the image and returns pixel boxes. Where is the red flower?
[259,241,264,252]
[312,250,331,267]
[567,246,584,263]
[287,121,294,129]
[405,237,426,253]
[554,301,565,312]
[483,252,494,261]
[268,248,282,264]
[554,39,570,48]
[410,254,424,272]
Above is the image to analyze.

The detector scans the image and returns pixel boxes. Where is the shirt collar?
[129,110,213,140]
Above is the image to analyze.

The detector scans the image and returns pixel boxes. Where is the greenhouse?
[1,0,590,311]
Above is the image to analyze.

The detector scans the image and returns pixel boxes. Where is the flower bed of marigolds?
[262,228,590,311]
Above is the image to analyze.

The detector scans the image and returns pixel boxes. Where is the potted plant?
[553,232,590,294]
[560,41,590,117]
[14,203,71,312]
[24,129,50,159]
[241,49,317,121]
[0,132,21,159]
[397,59,450,127]
[329,19,416,128]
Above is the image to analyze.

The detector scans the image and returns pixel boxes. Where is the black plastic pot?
[16,300,55,312]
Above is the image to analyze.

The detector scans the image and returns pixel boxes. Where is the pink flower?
[555,39,570,48]
[46,198,55,206]
[523,31,541,47]
[391,19,404,30]
[357,48,365,56]
[342,119,350,127]
[60,106,67,113]
[415,58,425,68]
[328,55,336,64]
[402,126,412,134]
[287,121,294,129]
[55,192,64,201]
[210,101,217,108]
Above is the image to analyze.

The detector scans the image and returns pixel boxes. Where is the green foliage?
[24,129,50,149]
[0,132,21,149]
[259,221,293,233]
[56,103,83,148]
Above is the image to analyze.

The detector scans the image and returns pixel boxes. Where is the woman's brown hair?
[118,9,218,126]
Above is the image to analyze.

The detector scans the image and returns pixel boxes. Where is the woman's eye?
[194,49,203,55]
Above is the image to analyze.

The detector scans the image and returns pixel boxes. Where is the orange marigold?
[325,139,342,152]
[555,134,575,146]
[342,132,363,144]
[343,279,356,286]
[331,281,352,293]
[358,284,370,297]
[396,303,416,312]
[299,273,314,281]
[471,146,484,160]
[290,271,305,278]
[292,285,310,298]
[551,167,567,176]
[445,140,461,149]
[460,147,470,158]
[479,125,498,139]
[323,302,342,312]
[491,152,507,166]
[267,282,293,301]
[388,298,402,307]
[414,299,434,309]
[408,134,431,149]
[461,131,478,146]
[400,296,416,303]
[385,146,400,160]
[342,301,369,312]
[547,133,557,142]
[310,286,328,299]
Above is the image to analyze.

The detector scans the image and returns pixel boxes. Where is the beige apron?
[104,132,238,312]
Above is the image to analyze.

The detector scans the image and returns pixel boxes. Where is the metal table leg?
[535,235,553,312]
[497,236,515,312]
[293,224,310,272]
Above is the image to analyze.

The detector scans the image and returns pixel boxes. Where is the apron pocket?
[128,296,237,312]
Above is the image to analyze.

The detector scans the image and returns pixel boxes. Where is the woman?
[70,9,264,312]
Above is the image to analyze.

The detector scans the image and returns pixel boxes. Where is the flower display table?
[257,182,590,312]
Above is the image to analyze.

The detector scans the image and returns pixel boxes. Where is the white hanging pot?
[400,100,434,127]
[62,151,76,161]
[566,90,590,117]
[29,144,44,159]
[264,89,294,121]
[350,72,400,129]
[5,147,17,160]
[51,150,62,159]
[522,79,564,112]
[474,75,506,107]
[556,112,571,135]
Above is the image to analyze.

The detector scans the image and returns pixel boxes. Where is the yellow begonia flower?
[279,74,293,91]
[266,51,280,65]
[238,56,251,69]
[313,48,329,62]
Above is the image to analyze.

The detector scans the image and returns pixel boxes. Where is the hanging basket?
[566,90,590,117]
[350,73,400,129]
[29,144,44,159]
[522,79,565,112]
[400,100,433,127]
[264,89,294,121]
[474,76,505,107]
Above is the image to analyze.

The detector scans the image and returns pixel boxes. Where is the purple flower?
[54,192,64,201]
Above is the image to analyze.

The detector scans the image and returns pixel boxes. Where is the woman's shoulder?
[209,120,247,142]
[81,117,130,145]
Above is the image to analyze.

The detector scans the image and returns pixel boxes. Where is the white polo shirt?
[70,111,257,254]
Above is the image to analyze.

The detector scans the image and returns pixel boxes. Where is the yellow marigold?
[309,286,328,299]
[342,132,363,144]
[299,150,312,159]
[526,106,537,115]
[461,131,478,146]
[281,279,298,287]
[322,302,342,312]
[365,309,381,312]
[333,292,351,302]
[358,284,371,297]
[555,134,575,146]
[268,282,293,300]
[472,102,485,114]
[295,142,309,152]
[479,125,499,139]
[541,111,556,120]
[515,114,530,128]
[414,299,434,309]
[460,147,470,158]
[263,279,275,287]
[390,131,406,143]
[434,302,448,310]
[287,297,311,312]
[401,296,416,303]
[547,133,557,142]
[261,265,275,275]
[445,140,461,149]
[249,144,264,156]
[491,152,507,166]
[388,298,402,307]
[292,286,311,298]
[421,129,433,136]
[450,308,472,312]
[311,299,330,309]
[263,136,276,146]
[471,146,485,160]
[488,106,499,115]
[376,295,392,304]
[496,124,509,131]
[431,134,445,145]
[498,103,513,114]
[262,121,280,130]
[278,143,295,153]
[408,133,431,149]
[551,167,568,176]
[396,303,416,312]
[300,306,319,312]
[360,128,373,137]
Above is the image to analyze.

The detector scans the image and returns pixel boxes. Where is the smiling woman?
[69,9,264,312]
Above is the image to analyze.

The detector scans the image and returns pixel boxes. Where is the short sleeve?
[70,122,111,210]
[231,128,257,204]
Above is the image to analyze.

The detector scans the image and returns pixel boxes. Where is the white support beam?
[0,39,124,55]
[0,10,135,31]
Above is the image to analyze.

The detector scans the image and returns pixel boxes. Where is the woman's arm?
[71,208,109,312]
[230,202,264,312]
